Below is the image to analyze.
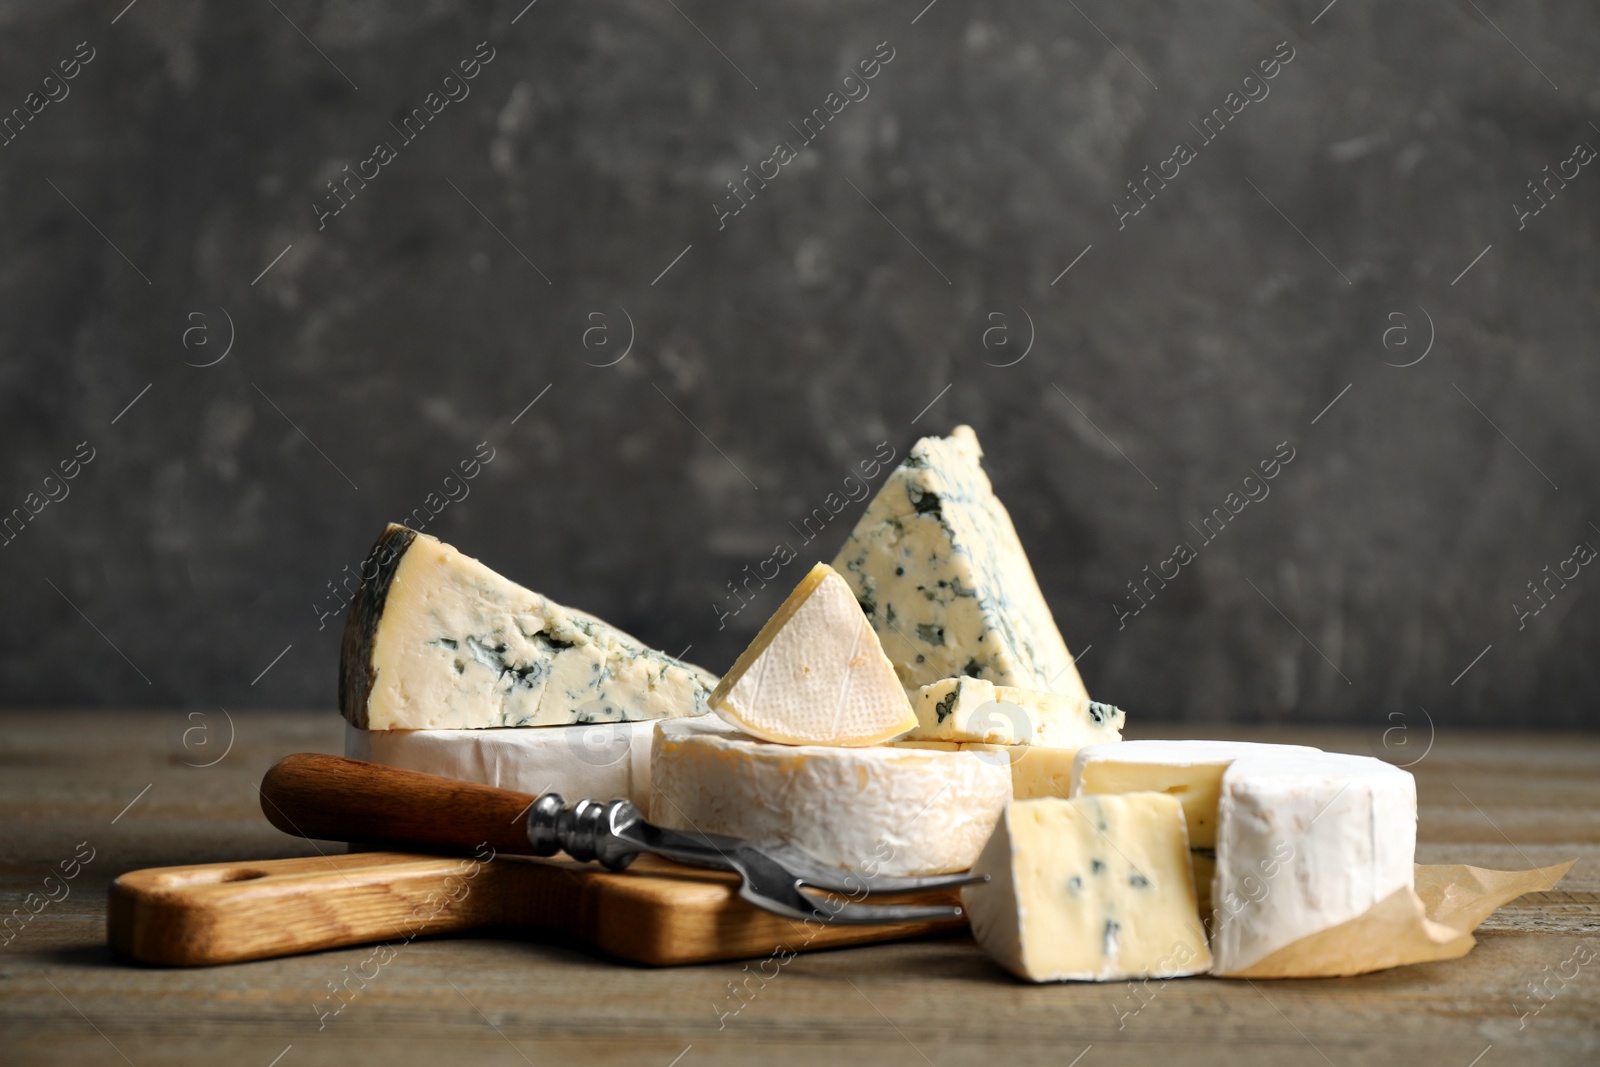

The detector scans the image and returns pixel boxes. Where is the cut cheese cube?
[345,721,656,816]
[1071,740,1320,848]
[909,676,1123,748]
[962,794,1212,982]
[1000,744,1082,800]
[341,524,716,730]
[832,426,1089,702]
[709,562,916,746]
[652,717,1011,876]
[892,739,1082,800]
[1210,752,1416,975]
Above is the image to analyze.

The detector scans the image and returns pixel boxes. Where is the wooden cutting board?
[108,849,966,967]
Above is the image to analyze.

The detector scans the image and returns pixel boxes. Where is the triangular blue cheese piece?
[341,525,717,729]
[831,426,1089,706]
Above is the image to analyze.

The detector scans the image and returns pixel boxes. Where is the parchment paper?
[1226,860,1574,978]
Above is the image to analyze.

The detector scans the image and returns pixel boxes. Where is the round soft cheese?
[1211,751,1417,975]
[345,720,657,816]
[651,716,1012,876]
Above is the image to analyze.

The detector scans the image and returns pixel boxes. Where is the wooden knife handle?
[260,753,537,856]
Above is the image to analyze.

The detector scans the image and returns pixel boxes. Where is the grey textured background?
[1,0,1596,729]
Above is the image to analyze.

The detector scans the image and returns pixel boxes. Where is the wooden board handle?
[108,852,513,966]
[108,850,968,967]
[260,753,536,856]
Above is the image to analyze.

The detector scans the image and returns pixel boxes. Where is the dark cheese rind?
[339,523,418,727]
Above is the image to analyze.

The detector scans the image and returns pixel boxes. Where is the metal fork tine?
[729,848,851,923]
[546,794,985,925]
[731,847,973,925]
[761,842,986,894]
[800,895,966,925]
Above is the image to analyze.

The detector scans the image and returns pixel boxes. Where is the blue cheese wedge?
[910,676,1123,748]
[962,794,1212,981]
[340,525,717,730]
[831,426,1089,703]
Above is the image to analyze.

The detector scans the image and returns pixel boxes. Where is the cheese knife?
[258,753,983,924]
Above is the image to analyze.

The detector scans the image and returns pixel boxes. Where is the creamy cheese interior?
[962,794,1212,982]
[346,525,715,730]
[1072,739,1320,848]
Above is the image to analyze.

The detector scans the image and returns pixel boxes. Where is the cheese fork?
[260,753,985,925]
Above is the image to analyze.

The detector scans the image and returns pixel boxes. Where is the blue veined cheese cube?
[910,676,1124,748]
[962,794,1212,981]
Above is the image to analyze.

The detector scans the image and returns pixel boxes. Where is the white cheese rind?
[1210,752,1417,975]
[831,426,1090,702]
[342,525,717,730]
[711,563,916,746]
[651,717,1011,876]
[345,721,656,816]
[910,677,1123,748]
[962,795,1212,982]
[1071,739,1321,848]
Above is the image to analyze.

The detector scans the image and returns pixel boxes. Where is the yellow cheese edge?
[1074,759,1229,848]
[891,740,1080,799]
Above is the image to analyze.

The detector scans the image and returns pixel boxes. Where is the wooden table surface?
[2,711,1596,1067]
